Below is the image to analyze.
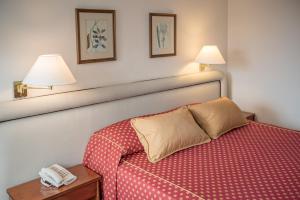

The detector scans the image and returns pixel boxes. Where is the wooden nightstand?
[7,165,101,200]
[242,111,255,121]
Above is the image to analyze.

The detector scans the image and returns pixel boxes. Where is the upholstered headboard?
[0,71,226,123]
[0,71,226,200]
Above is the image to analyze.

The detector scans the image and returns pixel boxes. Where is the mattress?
[84,120,300,200]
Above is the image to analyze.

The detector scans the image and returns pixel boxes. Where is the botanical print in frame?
[150,13,176,58]
[76,9,116,64]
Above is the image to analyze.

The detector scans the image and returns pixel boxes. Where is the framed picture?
[149,13,176,58]
[76,9,116,64]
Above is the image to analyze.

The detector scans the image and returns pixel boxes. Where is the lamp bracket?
[200,64,210,72]
[13,81,53,99]
[14,81,27,98]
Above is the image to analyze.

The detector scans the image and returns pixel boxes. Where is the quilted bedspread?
[84,120,300,200]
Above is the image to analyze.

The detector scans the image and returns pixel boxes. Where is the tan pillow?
[130,106,211,163]
[188,97,247,139]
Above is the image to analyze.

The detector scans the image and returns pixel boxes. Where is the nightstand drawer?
[55,182,98,200]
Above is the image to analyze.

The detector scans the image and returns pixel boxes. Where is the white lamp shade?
[195,45,226,64]
[23,54,76,86]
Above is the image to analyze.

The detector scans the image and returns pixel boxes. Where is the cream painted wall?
[228,0,300,130]
[0,1,228,199]
[0,0,227,101]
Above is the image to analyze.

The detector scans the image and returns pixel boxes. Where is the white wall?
[228,0,300,130]
[0,0,227,102]
[0,0,228,199]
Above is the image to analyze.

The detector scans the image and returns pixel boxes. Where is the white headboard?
[0,71,226,200]
[0,71,226,123]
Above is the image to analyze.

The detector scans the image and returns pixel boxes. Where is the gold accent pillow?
[130,106,211,163]
[188,97,247,139]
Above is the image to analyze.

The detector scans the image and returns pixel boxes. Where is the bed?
[83,116,300,200]
[73,71,299,200]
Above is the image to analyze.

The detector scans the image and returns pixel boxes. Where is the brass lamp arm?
[27,85,53,90]
[14,81,53,98]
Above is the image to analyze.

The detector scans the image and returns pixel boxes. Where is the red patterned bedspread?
[84,121,300,200]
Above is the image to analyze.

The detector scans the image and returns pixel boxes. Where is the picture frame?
[76,9,116,64]
[149,13,176,58]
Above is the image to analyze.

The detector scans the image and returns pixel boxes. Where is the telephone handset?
[39,164,77,188]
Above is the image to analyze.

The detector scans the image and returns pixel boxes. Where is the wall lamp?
[14,54,76,98]
[195,45,226,72]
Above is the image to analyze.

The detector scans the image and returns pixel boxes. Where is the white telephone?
[39,164,77,188]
